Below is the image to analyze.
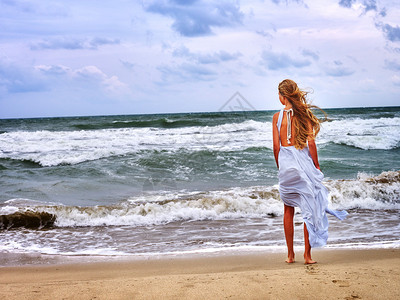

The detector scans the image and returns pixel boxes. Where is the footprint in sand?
[305,264,319,275]
[332,279,350,287]
[344,293,361,299]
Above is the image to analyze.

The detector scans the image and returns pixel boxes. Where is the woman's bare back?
[273,111,295,147]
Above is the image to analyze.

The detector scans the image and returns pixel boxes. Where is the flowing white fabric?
[277,109,348,247]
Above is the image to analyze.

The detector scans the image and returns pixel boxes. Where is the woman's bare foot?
[285,254,295,263]
[304,256,317,264]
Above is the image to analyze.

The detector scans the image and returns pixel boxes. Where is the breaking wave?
[0,115,399,167]
[319,117,400,150]
[1,171,398,230]
[73,118,205,130]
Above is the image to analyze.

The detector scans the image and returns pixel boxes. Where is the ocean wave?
[326,170,400,210]
[1,115,399,167]
[319,117,400,150]
[73,118,205,130]
[1,171,398,229]
[0,120,268,166]
[0,187,282,229]
[0,157,43,168]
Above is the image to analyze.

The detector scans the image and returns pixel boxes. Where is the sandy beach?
[0,248,399,300]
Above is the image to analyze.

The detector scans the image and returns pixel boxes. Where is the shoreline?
[2,242,399,268]
[1,248,399,299]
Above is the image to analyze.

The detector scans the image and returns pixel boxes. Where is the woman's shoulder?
[273,111,280,121]
[272,110,283,124]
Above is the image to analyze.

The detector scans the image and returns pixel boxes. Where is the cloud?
[169,0,198,4]
[255,30,273,39]
[145,0,244,37]
[172,46,192,57]
[1,0,67,17]
[271,0,305,5]
[180,63,216,78]
[1,0,35,13]
[338,0,355,8]
[0,59,46,94]
[261,49,311,70]
[384,59,400,71]
[215,51,242,62]
[379,7,387,17]
[338,0,377,14]
[362,0,377,12]
[172,46,242,64]
[120,60,136,70]
[35,64,128,94]
[102,75,128,93]
[157,62,217,83]
[323,60,355,77]
[376,23,400,42]
[73,66,128,94]
[30,37,120,50]
[34,64,70,75]
[392,75,400,86]
[71,66,129,93]
[74,66,108,81]
[301,49,319,61]
[90,37,120,48]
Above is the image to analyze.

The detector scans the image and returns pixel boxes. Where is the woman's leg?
[284,204,295,263]
[303,223,316,264]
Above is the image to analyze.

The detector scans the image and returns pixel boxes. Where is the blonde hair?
[278,79,326,150]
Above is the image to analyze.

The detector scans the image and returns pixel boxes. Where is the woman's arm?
[306,120,320,170]
[272,112,280,169]
[308,138,320,170]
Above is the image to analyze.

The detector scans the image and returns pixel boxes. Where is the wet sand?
[0,249,399,300]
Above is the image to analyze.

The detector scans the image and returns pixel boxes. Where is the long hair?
[278,79,326,150]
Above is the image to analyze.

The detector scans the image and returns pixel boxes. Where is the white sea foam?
[48,186,283,227]
[0,240,60,255]
[1,171,399,260]
[319,117,400,150]
[1,116,398,166]
[324,240,400,250]
[0,205,19,215]
[0,120,269,166]
[1,171,398,228]
[326,171,400,210]
[1,238,398,258]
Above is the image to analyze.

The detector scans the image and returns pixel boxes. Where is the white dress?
[277,109,348,248]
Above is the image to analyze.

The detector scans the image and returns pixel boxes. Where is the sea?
[1,105,399,266]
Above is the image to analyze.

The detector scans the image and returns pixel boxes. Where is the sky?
[0,0,399,118]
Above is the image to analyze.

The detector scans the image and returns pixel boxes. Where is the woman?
[272,79,347,264]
